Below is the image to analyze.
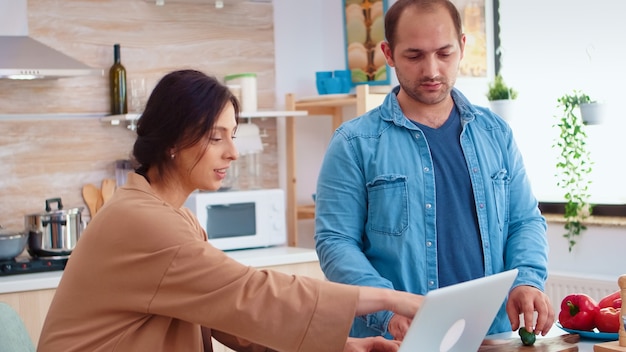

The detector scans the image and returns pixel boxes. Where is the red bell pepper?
[595,307,621,333]
[614,298,622,309]
[599,290,622,309]
[559,293,599,331]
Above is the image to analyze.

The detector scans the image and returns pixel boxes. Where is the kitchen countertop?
[1,246,618,352]
[486,324,611,352]
[0,246,319,294]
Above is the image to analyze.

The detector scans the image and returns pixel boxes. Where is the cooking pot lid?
[25,206,84,217]
[25,197,84,217]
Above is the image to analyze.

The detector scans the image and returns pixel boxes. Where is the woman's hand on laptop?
[354,286,424,342]
[505,285,555,336]
[388,314,412,340]
[344,336,401,352]
[355,286,424,319]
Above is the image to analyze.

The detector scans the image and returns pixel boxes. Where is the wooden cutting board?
[479,333,580,352]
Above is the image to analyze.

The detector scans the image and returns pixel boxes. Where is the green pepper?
[518,327,536,346]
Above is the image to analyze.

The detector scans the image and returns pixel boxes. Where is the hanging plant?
[554,91,594,252]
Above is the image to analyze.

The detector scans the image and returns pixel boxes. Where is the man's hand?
[344,336,401,352]
[387,314,412,341]
[506,285,555,336]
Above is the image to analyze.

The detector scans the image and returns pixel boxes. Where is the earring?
[170,154,175,159]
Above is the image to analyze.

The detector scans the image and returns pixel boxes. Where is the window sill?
[539,202,626,227]
[543,213,626,227]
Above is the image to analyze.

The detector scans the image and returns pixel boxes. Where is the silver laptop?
[398,269,518,352]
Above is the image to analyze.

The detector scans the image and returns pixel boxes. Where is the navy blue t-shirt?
[412,107,484,287]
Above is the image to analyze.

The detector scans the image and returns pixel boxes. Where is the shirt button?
[426,241,432,247]
[414,133,420,139]
[473,168,479,173]
[479,203,485,209]
[424,167,430,172]
[425,203,432,209]
[429,280,435,286]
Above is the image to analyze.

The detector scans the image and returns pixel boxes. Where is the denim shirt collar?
[381,85,484,128]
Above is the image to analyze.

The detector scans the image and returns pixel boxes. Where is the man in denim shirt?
[315,0,555,341]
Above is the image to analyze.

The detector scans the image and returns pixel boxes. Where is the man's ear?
[381,41,395,68]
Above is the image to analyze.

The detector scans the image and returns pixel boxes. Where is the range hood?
[0,0,103,80]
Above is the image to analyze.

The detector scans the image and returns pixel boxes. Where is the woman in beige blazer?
[37,69,423,352]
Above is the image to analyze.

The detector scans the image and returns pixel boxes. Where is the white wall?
[498,0,626,204]
[547,222,623,280]
[273,0,341,202]
[273,0,342,101]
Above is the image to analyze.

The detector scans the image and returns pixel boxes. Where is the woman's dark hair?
[384,0,463,52]
[132,69,240,181]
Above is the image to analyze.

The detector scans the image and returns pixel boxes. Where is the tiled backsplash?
[0,116,279,230]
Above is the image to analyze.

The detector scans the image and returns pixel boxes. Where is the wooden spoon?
[82,184,100,218]
[95,189,104,213]
[101,178,116,204]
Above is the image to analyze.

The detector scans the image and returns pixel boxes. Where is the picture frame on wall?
[342,0,498,86]
[342,0,390,86]
[451,0,496,79]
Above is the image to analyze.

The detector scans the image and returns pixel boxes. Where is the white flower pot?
[579,102,605,125]
[489,99,515,121]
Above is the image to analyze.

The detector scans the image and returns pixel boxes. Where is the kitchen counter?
[485,324,610,352]
[0,246,319,294]
[224,245,318,267]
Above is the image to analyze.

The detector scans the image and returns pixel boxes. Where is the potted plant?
[574,92,606,125]
[486,73,518,120]
[554,90,594,252]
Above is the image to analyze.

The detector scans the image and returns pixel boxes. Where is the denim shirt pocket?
[491,169,510,230]
[366,175,409,236]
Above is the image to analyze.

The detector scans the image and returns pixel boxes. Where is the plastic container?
[224,73,257,113]
[233,123,264,190]
[226,84,242,105]
[115,159,134,187]
[333,69,352,93]
[315,71,333,94]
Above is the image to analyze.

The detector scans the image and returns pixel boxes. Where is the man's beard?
[397,72,454,105]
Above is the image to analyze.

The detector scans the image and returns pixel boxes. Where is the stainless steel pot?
[24,198,84,258]
[0,226,28,260]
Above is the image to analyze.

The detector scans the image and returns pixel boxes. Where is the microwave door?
[205,202,260,250]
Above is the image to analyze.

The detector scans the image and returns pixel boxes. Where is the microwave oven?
[184,188,286,251]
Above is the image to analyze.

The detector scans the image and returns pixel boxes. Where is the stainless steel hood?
[0,0,103,80]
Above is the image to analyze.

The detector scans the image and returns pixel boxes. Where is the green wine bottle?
[109,43,128,115]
